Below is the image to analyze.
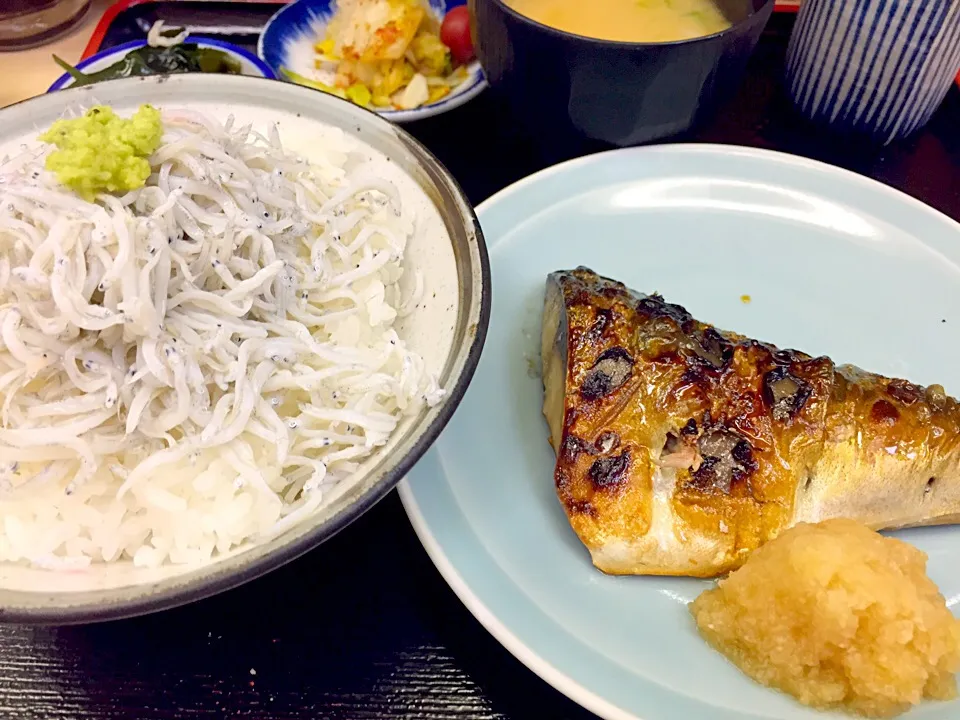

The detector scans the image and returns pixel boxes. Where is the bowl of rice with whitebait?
[0,73,488,622]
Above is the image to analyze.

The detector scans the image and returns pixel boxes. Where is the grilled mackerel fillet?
[541,267,960,577]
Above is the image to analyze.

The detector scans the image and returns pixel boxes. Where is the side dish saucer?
[258,0,486,123]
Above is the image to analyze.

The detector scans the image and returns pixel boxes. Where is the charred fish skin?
[542,267,960,577]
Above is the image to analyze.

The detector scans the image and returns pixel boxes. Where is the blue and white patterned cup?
[785,0,960,144]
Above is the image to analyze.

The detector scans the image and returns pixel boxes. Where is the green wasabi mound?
[39,104,163,200]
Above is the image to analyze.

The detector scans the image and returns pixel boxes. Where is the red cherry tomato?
[440,6,475,65]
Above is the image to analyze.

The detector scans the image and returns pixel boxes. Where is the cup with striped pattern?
[785,0,960,144]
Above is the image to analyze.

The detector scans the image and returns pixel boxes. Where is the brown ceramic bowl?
[0,73,489,624]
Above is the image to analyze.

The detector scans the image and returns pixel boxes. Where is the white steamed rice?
[0,107,442,570]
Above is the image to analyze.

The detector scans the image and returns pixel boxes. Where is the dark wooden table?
[2,13,958,720]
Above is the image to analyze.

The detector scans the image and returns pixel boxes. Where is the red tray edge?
[82,0,960,88]
[82,0,288,59]
[82,0,800,60]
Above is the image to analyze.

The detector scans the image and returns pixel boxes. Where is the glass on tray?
[785,0,960,144]
[0,0,91,50]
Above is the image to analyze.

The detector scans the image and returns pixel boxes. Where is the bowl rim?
[482,0,776,48]
[257,0,488,123]
[46,36,278,93]
[0,73,491,624]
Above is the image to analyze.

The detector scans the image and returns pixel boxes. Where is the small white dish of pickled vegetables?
[259,0,486,122]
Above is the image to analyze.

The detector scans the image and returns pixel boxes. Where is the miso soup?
[504,0,742,43]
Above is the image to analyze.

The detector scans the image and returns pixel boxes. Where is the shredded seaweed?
[53,45,242,87]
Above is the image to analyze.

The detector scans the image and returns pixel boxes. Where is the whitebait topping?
[0,108,442,568]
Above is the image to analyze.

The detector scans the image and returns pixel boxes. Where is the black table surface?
[3,11,960,720]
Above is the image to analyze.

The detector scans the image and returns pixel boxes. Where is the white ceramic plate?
[0,73,488,623]
[400,144,960,720]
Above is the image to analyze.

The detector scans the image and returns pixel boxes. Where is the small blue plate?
[258,0,486,123]
[399,144,960,720]
[47,38,276,92]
